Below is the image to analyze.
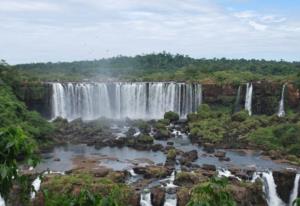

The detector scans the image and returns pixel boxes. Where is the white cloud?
[0,0,299,63]
[0,0,61,12]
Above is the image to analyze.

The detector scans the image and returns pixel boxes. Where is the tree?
[0,127,38,202]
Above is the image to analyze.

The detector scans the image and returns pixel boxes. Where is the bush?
[164,111,179,122]
[137,135,154,144]
[197,104,213,119]
[188,177,236,206]
[231,110,249,122]
[167,149,176,160]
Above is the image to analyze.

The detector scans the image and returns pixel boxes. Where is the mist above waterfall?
[51,82,202,121]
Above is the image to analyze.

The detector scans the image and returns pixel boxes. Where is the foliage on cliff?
[38,173,133,206]
[12,52,300,84]
[188,104,300,160]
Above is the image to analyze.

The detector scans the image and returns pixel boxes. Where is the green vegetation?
[167,149,177,160]
[0,127,38,202]
[187,177,236,206]
[12,53,300,84]
[41,173,133,206]
[137,135,154,144]
[164,111,179,122]
[188,104,300,160]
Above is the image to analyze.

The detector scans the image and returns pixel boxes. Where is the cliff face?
[16,82,300,119]
[14,83,52,119]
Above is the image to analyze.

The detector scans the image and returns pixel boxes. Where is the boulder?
[151,187,165,206]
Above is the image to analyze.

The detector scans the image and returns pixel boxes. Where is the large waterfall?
[262,171,285,206]
[51,82,202,120]
[289,174,300,206]
[245,83,253,116]
[278,84,286,117]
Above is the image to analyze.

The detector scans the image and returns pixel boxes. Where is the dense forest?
[13,52,300,84]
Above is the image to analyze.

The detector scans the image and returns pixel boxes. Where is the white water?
[0,196,5,206]
[140,190,152,206]
[262,171,285,206]
[245,83,253,116]
[289,174,300,206]
[128,169,137,177]
[278,84,286,117]
[217,168,241,181]
[51,82,202,121]
[164,194,177,206]
[31,177,42,199]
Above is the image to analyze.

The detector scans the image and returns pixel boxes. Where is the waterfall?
[278,84,286,117]
[31,177,41,199]
[234,86,241,113]
[164,194,177,206]
[140,190,152,206]
[51,82,202,121]
[245,83,253,116]
[262,171,285,206]
[0,195,5,206]
[289,174,300,206]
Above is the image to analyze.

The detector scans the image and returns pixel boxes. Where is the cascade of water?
[0,196,5,206]
[289,174,300,206]
[128,169,137,177]
[31,177,42,199]
[51,82,202,121]
[262,171,285,206]
[217,168,241,181]
[140,190,152,206]
[245,83,253,116]
[164,193,177,206]
[234,86,241,113]
[278,84,287,117]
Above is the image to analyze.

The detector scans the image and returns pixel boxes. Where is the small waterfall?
[31,177,41,199]
[217,168,241,181]
[128,169,137,177]
[0,195,5,206]
[278,84,287,117]
[140,190,152,206]
[164,193,177,206]
[51,82,202,121]
[262,171,285,206]
[245,83,253,116]
[163,171,177,206]
[234,86,241,113]
[289,174,300,206]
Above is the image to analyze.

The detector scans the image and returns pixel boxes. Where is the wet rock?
[174,172,205,187]
[134,166,168,179]
[92,168,110,178]
[214,151,226,158]
[151,187,165,206]
[218,157,230,161]
[53,158,60,161]
[179,150,198,166]
[177,188,190,206]
[167,141,174,146]
[151,144,164,152]
[202,164,216,171]
[273,170,297,203]
[203,143,215,153]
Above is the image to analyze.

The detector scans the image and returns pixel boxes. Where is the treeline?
[10,52,300,83]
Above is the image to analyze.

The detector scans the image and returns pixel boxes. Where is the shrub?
[231,110,249,122]
[187,177,236,206]
[167,149,176,160]
[197,104,213,119]
[164,111,179,122]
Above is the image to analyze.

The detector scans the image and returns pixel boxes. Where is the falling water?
[31,177,41,199]
[245,83,253,116]
[0,196,5,206]
[278,84,287,117]
[140,190,152,206]
[51,82,202,120]
[163,171,177,206]
[234,86,241,113]
[289,174,300,206]
[262,171,285,206]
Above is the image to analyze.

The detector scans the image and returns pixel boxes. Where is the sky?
[0,0,300,64]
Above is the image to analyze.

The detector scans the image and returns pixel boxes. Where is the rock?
[214,151,226,158]
[174,172,205,187]
[203,143,215,153]
[167,141,174,146]
[177,188,190,206]
[273,170,297,203]
[151,187,165,206]
[53,158,60,161]
[218,157,230,161]
[92,168,110,177]
[151,144,164,151]
[134,166,168,179]
[179,150,198,166]
[202,164,216,171]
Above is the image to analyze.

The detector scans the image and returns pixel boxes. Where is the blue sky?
[0,0,299,64]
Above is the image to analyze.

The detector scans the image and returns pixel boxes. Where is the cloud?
[0,0,299,63]
[0,0,61,12]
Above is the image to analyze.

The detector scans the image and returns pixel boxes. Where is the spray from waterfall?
[278,84,287,117]
[245,83,253,116]
[51,82,202,121]
[289,174,300,206]
[0,195,5,206]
